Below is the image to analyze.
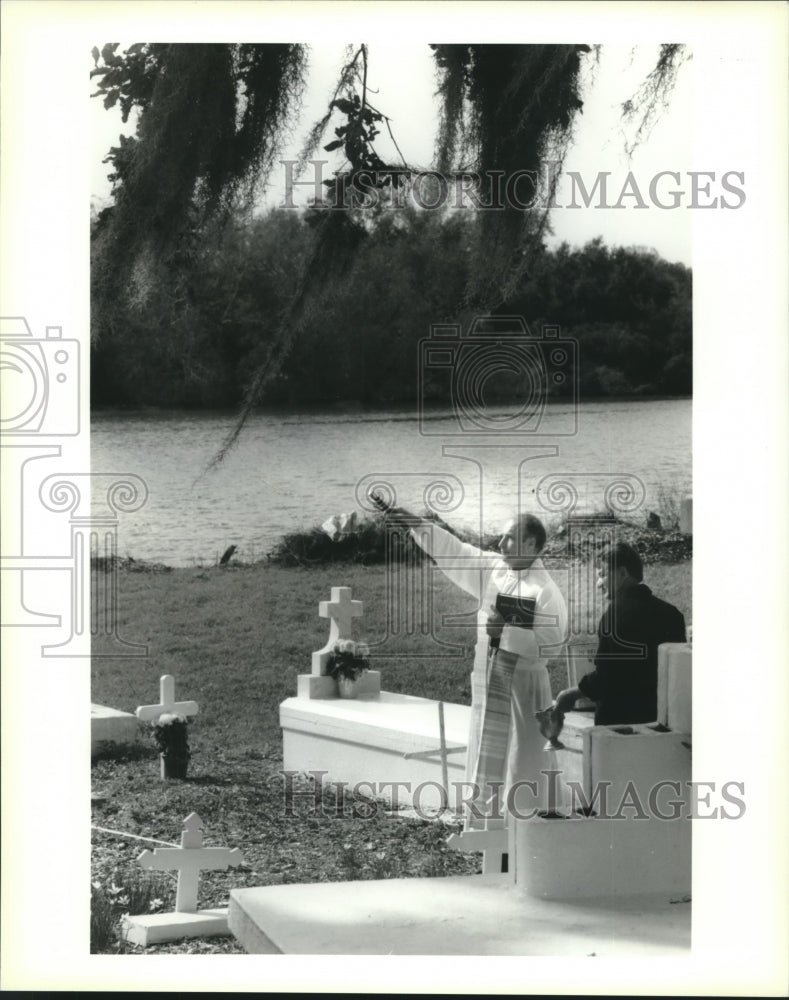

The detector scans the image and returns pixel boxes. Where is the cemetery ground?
[91,545,691,955]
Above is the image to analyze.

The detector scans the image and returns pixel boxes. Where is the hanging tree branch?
[620,44,691,157]
[208,43,413,467]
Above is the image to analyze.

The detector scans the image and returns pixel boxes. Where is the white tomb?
[91,703,138,756]
[281,586,468,810]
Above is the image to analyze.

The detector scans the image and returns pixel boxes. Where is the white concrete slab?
[121,907,230,946]
[91,703,138,756]
[228,875,690,955]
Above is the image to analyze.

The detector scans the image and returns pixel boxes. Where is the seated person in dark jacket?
[553,541,686,726]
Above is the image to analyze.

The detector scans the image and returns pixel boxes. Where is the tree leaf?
[103,91,119,110]
[92,46,100,67]
[323,139,343,152]
[101,42,121,66]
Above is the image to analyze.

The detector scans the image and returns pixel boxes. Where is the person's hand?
[370,492,393,514]
[372,497,417,530]
[486,608,505,642]
[553,687,581,715]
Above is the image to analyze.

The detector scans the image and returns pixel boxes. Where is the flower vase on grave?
[161,753,189,779]
[337,677,359,699]
[151,713,191,780]
[326,640,370,700]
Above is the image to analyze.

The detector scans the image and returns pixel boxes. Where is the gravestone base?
[658,643,692,734]
[281,690,469,812]
[297,669,381,700]
[121,907,231,947]
[228,876,690,955]
[513,813,691,899]
[91,704,138,757]
[552,708,595,789]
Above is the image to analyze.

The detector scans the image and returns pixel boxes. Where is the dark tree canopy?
[91,211,691,410]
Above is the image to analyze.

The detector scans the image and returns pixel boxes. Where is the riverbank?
[264,511,692,568]
[91,393,692,417]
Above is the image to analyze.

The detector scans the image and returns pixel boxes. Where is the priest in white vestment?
[384,506,569,830]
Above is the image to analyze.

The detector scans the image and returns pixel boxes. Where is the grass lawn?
[91,556,691,953]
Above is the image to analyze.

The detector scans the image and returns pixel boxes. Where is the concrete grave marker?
[136,674,198,724]
[447,816,509,875]
[122,812,244,946]
[313,586,363,669]
[297,586,380,698]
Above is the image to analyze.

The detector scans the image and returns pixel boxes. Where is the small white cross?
[319,586,363,644]
[312,587,365,677]
[136,812,243,912]
[136,674,199,724]
[447,818,508,875]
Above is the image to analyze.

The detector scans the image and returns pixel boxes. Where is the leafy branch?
[320,44,410,205]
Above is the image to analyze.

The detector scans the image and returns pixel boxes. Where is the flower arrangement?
[151,712,190,761]
[325,639,370,682]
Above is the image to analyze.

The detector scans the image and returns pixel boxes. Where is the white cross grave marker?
[312,586,363,675]
[447,817,509,875]
[137,812,243,912]
[136,674,199,723]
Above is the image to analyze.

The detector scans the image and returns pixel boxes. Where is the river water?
[91,398,691,566]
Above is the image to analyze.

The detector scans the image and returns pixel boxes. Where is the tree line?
[91,205,691,409]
